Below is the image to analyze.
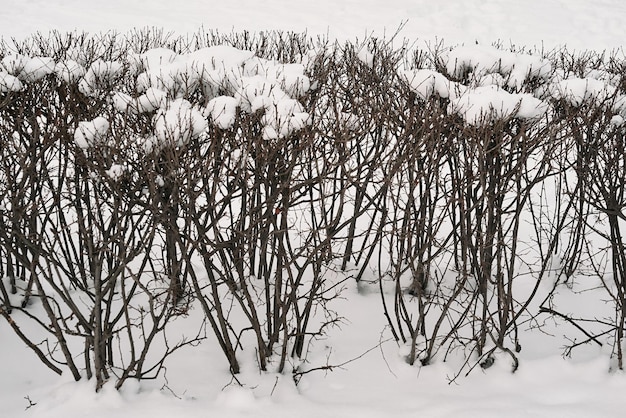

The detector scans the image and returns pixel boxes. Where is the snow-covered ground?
[3,1,626,417]
[5,0,626,51]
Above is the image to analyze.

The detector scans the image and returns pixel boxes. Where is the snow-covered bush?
[0,30,336,391]
[2,30,626,394]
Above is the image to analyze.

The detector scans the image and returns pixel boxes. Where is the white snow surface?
[54,60,86,84]
[205,95,239,129]
[449,85,548,125]
[401,69,453,100]
[4,0,626,51]
[550,77,617,107]
[74,117,110,149]
[153,98,208,147]
[0,71,23,92]
[3,1,626,418]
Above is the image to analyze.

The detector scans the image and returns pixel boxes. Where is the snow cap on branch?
[74,117,110,149]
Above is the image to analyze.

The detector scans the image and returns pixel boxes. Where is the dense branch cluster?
[1,29,626,391]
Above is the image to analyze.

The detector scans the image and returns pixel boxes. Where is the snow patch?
[401,69,451,100]
[449,85,548,125]
[550,77,616,107]
[79,59,124,96]
[74,117,110,149]
[54,60,86,83]
[0,72,23,92]
[105,164,126,180]
[19,56,56,82]
[444,45,552,89]
[205,95,239,129]
[153,98,208,148]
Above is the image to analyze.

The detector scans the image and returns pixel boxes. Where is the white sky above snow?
[3,0,626,51]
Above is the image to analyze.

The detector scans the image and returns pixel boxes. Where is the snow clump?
[131,47,178,72]
[78,59,123,96]
[259,97,311,140]
[54,60,86,84]
[1,54,56,85]
[205,96,239,129]
[1,54,28,75]
[398,45,555,125]
[105,164,126,181]
[549,77,616,107]
[0,72,23,92]
[111,87,168,114]
[449,85,548,125]
[611,115,624,127]
[74,117,110,149]
[401,69,452,100]
[443,45,552,90]
[153,98,208,148]
[20,57,56,82]
[243,58,310,98]
[132,45,255,100]
[123,45,311,140]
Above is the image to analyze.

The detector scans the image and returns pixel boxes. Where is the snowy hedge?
[2,30,626,391]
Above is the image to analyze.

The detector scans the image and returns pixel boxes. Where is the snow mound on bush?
[1,44,312,143]
[79,59,123,96]
[153,98,208,148]
[205,96,239,129]
[1,54,28,75]
[123,45,311,140]
[401,69,452,100]
[20,57,56,82]
[449,85,548,125]
[550,77,616,107]
[55,60,86,83]
[444,45,552,89]
[260,97,311,140]
[74,117,110,149]
[0,72,23,92]
[105,164,126,181]
[1,54,56,83]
